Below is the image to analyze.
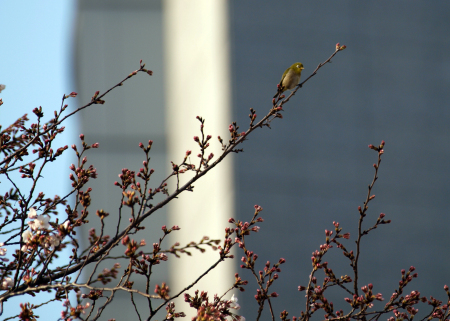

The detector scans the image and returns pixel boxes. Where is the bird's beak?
[301,67,304,70]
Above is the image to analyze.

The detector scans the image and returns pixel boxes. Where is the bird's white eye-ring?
[297,65,300,68]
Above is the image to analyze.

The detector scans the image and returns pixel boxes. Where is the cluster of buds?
[72,134,99,158]
[360,283,384,307]
[249,108,257,127]
[335,43,347,51]
[227,121,246,145]
[155,282,170,299]
[185,290,209,309]
[87,227,110,253]
[60,299,90,320]
[19,162,36,179]
[233,273,248,292]
[161,224,181,235]
[254,288,279,304]
[368,140,385,154]
[229,205,264,239]
[165,301,186,320]
[114,168,136,191]
[121,235,146,258]
[399,266,418,290]
[81,289,104,301]
[22,267,38,284]
[140,239,169,266]
[90,90,105,104]
[376,212,391,225]
[96,263,120,285]
[240,249,257,269]
[138,139,153,153]
[307,285,335,316]
[19,303,37,321]
[65,91,78,99]
[310,243,332,270]
[122,190,140,208]
[332,221,350,240]
[69,160,98,189]
[184,290,245,321]
[193,116,215,170]
[344,284,384,310]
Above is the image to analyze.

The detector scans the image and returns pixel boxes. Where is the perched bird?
[273,62,304,98]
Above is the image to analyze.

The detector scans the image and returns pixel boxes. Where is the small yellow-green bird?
[273,62,304,98]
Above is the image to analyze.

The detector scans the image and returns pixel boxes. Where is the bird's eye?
[297,65,300,68]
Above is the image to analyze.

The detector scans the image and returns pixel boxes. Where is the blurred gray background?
[73,1,450,320]
[229,2,450,320]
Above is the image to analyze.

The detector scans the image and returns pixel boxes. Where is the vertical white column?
[163,0,235,315]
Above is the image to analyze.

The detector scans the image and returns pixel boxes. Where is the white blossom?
[0,248,6,256]
[2,277,13,289]
[0,84,5,93]
[230,294,241,310]
[30,214,50,231]
[22,230,32,243]
[47,234,61,248]
[28,207,37,219]
[21,230,33,252]
[61,220,70,230]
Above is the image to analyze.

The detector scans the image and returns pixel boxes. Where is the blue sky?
[1,1,77,319]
